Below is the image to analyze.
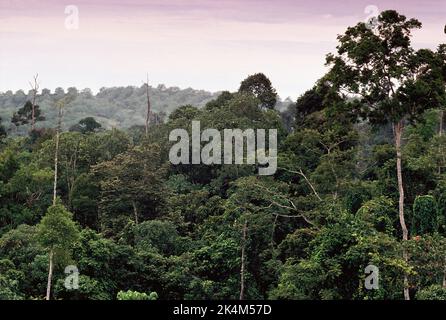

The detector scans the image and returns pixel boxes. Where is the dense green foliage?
[117,290,158,300]
[0,10,446,300]
[0,86,219,135]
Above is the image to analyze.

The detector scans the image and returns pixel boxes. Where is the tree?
[416,284,446,300]
[412,195,438,235]
[70,173,100,229]
[93,143,166,234]
[39,132,85,209]
[294,86,325,128]
[2,161,53,229]
[131,220,182,256]
[239,73,277,109]
[69,117,102,134]
[29,74,40,131]
[0,117,6,142]
[54,274,110,300]
[9,74,42,132]
[48,95,76,207]
[117,290,158,300]
[11,101,45,130]
[65,228,139,300]
[406,234,446,293]
[52,101,63,206]
[270,206,406,300]
[205,91,234,110]
[37,203,79,300]
[0,259,24,300]
[326,10,446,299]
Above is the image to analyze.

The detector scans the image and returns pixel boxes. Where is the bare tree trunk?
[132,200,139,224]
[394,121,410,300]
[67,143,79,210]
[53,105,62,205]
[29,74,39,131]
[45,249,54,300]
[239,219,248,300]
[145,74,151,137]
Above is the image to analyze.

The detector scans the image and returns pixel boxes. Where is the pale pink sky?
[1,0,445,98]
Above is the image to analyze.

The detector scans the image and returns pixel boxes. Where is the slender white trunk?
[53,105,62,205]
[31,92,36,131]
[30,74,39,131]
[46,249,54,300]
[394,121,410,300]
[132,200,139,224]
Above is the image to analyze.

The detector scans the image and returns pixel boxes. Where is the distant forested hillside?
[0,85,220,135]
[1,85,294,136]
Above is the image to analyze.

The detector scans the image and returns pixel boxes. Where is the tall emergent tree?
[29,74,39,131]
[37,94,79,301]
[69,117,102,134]
[53,101,64,206]
[37,203,79,300]
[239,73,277,109]
[51,95,75,206]
[11,101,45,130]
[11,74,44,132]
[326,10,446,299]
